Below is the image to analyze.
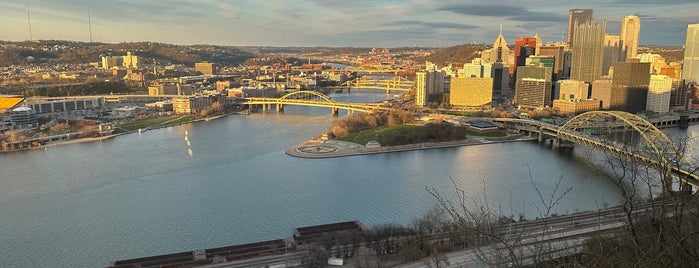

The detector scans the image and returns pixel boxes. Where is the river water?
[0,91,696,267]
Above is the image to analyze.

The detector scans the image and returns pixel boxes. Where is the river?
[0,90,696,267]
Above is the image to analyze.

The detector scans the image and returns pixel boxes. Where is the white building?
[646,75,672,113]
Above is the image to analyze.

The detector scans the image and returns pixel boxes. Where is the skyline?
[0,0,697,47]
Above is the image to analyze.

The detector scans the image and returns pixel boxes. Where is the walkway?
[286,135,536,158]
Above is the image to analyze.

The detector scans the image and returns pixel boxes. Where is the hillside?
[409,44,490,67]
[0,40,255,66]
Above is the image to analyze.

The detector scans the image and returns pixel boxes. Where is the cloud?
[439,4,566,22]
[389,20,479,29]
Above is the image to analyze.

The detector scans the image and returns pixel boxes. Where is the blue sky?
[0,0,696,47]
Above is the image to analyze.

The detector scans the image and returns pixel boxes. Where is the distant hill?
[0,40,255,67]
[409,44,490,67]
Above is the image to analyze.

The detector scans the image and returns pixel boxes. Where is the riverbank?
[2,113,234,153]
[286,133,535,158]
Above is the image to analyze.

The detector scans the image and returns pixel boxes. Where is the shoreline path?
[286,135,536,159]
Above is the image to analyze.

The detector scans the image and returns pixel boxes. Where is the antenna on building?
[88,9,93,43]
[499,24,503,36]
[26,0,33,41]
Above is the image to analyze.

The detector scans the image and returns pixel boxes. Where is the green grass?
[118,115,196,132]
[333,124,503,145]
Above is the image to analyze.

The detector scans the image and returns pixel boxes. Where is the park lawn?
[334,124,504,145]
[118,115,196,132]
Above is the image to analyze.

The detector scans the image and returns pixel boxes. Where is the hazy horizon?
[1,1,697,47]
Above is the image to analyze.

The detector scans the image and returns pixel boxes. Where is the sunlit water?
[1,91,696,267]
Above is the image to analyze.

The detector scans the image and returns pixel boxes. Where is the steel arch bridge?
[241,91,392,114]
[494,111,698,189]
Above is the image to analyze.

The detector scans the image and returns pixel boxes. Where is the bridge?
[334,76,414,93]
[494,111,699,192]
[240,91,393,116]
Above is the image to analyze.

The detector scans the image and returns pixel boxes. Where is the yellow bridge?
[494,111,699,192]
[241,91,393,116]
[334,76,414,93]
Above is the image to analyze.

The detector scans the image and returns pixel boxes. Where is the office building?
[514,65,553,109]
[28,97,105,114]
[123,52,139,69]
[620,15,641,60]
[173,95,217,114]
[683,24,699,83]
[481,28,513,66]
[602,34,625,76]
[101,56,123,70]
[567,9,593,47]
[646,75,672,113]
[449,77,494,107]
[539,44,565,77]
[611,62,651,113]
[669,79,689,109]
[513,36,540,72]
[591,79,614,109]
[415,63,446,107]
[195,62,217,76]
[460,58,491,78]
[570,21,606,83]
[553,99,600,115]
[556,80,589,100]
[637,53,666,74]
[490,47,510,102]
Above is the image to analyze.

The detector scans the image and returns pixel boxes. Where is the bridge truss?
[242,91,392,114]
[556,111,697,190]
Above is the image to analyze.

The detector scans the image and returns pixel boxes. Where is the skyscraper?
[682,24,699,83]
[646,75,672,113]
[611,61,651,113]
[514,65,553,109]
[620,15,641,60]
[602,34,625,76]
[571,21,606,83]
[567,9,593,47]
[539,44,565,78]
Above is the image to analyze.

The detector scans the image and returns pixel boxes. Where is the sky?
[0,0,697,47]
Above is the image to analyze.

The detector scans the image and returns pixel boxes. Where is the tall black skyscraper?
[567,9,593,47]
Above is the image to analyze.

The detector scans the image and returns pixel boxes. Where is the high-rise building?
[612,62,651,113]
[683,24,699,83]
[591,79,614,109]
[122,52,139,69]
[415,63,446,107]
[602,34,625,76]
[515,45,536,71]
[514,37,539,72]
[638,53,666,74]
[570,21,606,83]
[101,56,123,70]
[195,61,217,76]
[460,58,491,78]
[567,9,593,47]
[646,75,672,113]
[481,27,513,66]
[556,80,590,100]
[669,79,688,109]
[490,47,510,103]
[514,65,553,109]
[539,44,565,77]
[562,51,573,79]
[620,15,641,60]
[449,77,494,107]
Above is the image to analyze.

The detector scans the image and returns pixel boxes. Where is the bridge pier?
[331,107,339,116]
[552,138,574,151]
[276,104,284,113]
